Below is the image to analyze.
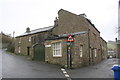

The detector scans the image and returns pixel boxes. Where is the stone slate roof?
[16,26,53,38]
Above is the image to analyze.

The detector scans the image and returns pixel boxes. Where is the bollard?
[112,65,120,80]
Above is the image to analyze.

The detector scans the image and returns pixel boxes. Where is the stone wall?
[45,9,104,68]
[45,39,67,67]
[100,37,107,60]
[15,31,50,59]
[45,33,89,68]
[52,9,88,35]
[71,33,89,68]
[15,35,33,56]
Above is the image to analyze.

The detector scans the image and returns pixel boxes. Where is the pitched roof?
[58,9,100,33]
[16,26,53,38]
[85,18,100,33]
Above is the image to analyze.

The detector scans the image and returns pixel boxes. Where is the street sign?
[68,46,70,49]
[66,35,74,42]
[67,42,70,45]
[66,35,74,69]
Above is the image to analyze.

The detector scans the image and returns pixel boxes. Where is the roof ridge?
[31,26,53,32]
[16,26,53,38]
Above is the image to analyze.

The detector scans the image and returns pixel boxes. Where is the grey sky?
[0,0,118,42]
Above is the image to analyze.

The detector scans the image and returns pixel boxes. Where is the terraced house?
[15,26,53,61]
[15,9,107,68]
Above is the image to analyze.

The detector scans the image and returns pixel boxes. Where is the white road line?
[65,74,70,77]
[67,78,72,80]
[61,68,72,80]
[63,70,67,74]
[61,68,65,71]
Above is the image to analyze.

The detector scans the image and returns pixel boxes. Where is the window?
[29,37,31,42]
[90,48,92,58]
[93,33,97,41]
[94,49,97,57]
[18,47,21,53]
[53,42,62,57]
[79,45,83,57]
[19,38,21,43]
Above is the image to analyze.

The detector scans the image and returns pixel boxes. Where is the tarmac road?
[66,58,118,78]
[1,49,119,79]
[2,49,65,78]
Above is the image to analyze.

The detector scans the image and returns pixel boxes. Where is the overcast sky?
[0,0,118,42]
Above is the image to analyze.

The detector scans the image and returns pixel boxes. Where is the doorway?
[34,44,45,61]
[27,47,30,56]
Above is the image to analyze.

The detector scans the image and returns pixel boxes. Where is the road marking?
[61,68,65,71]
[61,68,72,80]
[65,74,69,77]
[63,70,67,74]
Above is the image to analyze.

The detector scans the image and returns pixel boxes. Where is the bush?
[7,41,15,53]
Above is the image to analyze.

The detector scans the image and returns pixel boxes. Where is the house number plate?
[45,45,51,48]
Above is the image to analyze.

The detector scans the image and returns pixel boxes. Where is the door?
[90,48,94,65]
[27,47,30,56]
[34,44,45,61]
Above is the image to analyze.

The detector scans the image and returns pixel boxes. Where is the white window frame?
[94,49,97,57]
[29,37,31,42]
[79,45,83,57]
[18,47,21,53]
[19,38,21,43]
[53,42,62,57]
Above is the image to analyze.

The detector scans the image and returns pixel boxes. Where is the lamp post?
[66,35,74,69]
[117,0,120,59]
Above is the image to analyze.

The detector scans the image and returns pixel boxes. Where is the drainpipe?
[88,29,91,65]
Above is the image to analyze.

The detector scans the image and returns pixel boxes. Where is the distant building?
[116,40,120,59]
[108,50,116,58]
[107,41,116,58]
[0,32,12,48]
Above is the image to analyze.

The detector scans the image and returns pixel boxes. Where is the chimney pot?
[26,27,30,33]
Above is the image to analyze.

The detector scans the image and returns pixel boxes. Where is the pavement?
[66,58,118,78]
[1,49,119,79]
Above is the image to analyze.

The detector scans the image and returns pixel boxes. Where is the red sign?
[66,35,74,42]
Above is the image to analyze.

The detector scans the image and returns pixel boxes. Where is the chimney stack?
[54,17,58,27]
[26,27,30,33]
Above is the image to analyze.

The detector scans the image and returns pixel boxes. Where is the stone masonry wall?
[45,39,67,67]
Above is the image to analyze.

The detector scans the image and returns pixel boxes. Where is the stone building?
[116,40,120,59]
[100,37,107,59]
[15,9,107,68]
[15,26,53,61]
[107,40,116,58]
[44,9,107,68]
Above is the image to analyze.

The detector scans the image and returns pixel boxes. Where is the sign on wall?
[45,45,51,48]
[66,35,74,42]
